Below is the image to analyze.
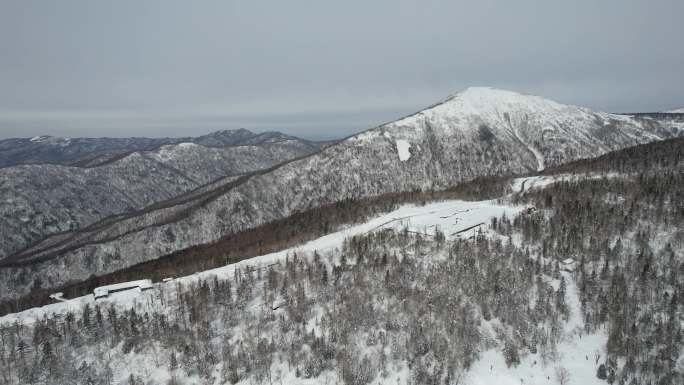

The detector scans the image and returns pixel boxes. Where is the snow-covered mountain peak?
[383,86,592,139]
[446,86,542,102]
[389,86,652,137]
[433,86,582,120]
[353,86,676,173]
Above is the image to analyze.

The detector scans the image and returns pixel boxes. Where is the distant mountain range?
[0,129,328,266]
[1,87,682,300]
[0,128,328,168]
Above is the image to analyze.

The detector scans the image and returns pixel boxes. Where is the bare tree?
[555,366,570,385]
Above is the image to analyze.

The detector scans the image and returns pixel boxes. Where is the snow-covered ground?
[0,174,603,327]
[0,188,608,385]
[0,198,522,326]
[468,271,606,385]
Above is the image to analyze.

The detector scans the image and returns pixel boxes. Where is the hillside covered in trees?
[0,138,682,385]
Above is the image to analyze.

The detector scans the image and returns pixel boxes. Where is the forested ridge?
[0,138,682,384]
[0,176,508,317]
[0,223,570,384]
[541,137,684,175]
[506,171,684,384]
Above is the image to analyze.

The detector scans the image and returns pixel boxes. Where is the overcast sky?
[1,1,683,140]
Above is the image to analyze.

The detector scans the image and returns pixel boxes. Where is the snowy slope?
[376,87,675,171]
[0,197,523,326]
[3,88,683,300]
[0,191,608,385]
[667,107,684,113]
[468,270,606,385]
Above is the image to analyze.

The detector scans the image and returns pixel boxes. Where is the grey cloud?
[0,0,682,139]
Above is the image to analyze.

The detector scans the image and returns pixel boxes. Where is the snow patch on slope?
[396,139,411,161]
[177,142,198,148]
